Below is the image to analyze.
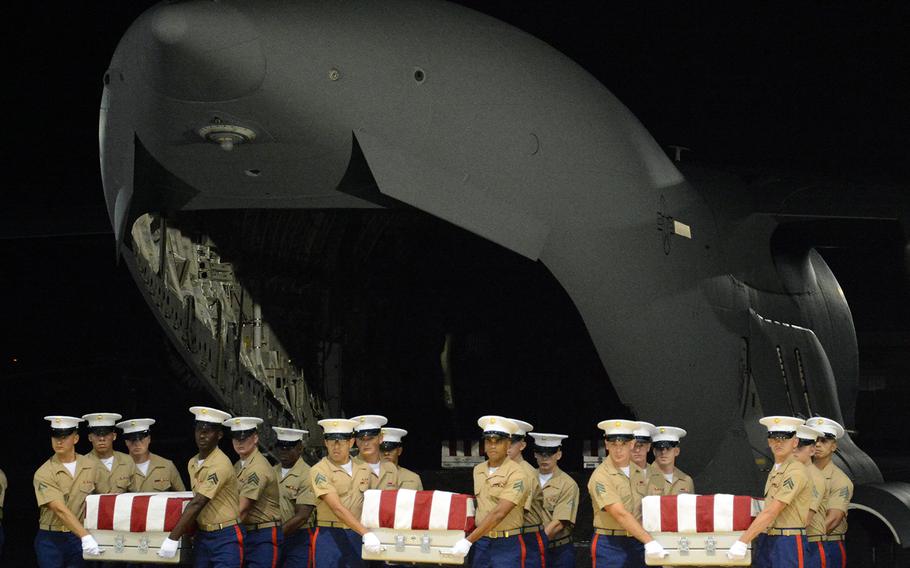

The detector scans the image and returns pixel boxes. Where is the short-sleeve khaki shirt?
[131,453,186,492]
[234,448,281,524]
[763,456,812,530]
[540,466,580,542]
[518,460,545,527]
[311,457,372,524]
[587,459,647,530]
[646,463,694,496]
[819,461,853,536]
[188,446,240,526]
[473,458,529,532]
[355,457,399,491]
[275,458,316,525]
[34,454,104,528]
[89,450,136,494]
[806,462,827,536]
[397,466,423,491]
[0,467,7,515]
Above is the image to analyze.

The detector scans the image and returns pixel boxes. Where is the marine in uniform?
[444,416,529,567]
[810,417,853,568]
[645,426,693,496]
[793,424,826,568]
[82,412,135,494]
[352,415,400,491]
[310,417,382,567]
[587,419,667,568]
[728,416,814,567]
[530,432,579,568]
[0,465,6,559]
[506,418,547,568]
[272,426,316,568]
[630,422,656,472]
[115,418,186,492]
[157,406,242,567]
[379,427,423,490]
[33,416,104,566]
[224,416,284,568]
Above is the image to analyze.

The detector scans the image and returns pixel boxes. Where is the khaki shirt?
[34,454,104,528]
[355,457,399,491]
[397,466,423,491]
[518,460,545,527]
[0,467,6,518]
[131,453,186,492]
[588,459,647,530]
[89,450,136,494]
[234,449,281,524]
[311,458,372,524]
[275,459,316,525]
[188,446,240,526]
[472,458,529,532]
[540,466,580,542]
[763,456,812,530]
[818,461,853,536]
[806,462,827,536]
[646,463,694,496]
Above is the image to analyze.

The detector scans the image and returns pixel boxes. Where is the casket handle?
[705,535,716,556]
[678,536,689,555]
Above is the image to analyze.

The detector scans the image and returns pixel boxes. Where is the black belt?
[548,535,573,548]
[244,520,281,531]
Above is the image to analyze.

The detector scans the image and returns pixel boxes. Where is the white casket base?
[86,531,192,564]
[361,528,467,565]
[646,531,750,566]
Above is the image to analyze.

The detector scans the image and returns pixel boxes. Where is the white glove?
[727,539,748,559]
[644,540,668,558]
[362,531,383,554]
[157,537,180,559]
[447,538,472,557]
[81,534,102,556]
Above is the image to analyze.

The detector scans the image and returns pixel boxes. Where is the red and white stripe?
[85,492,194,532]
[361,489,476,532]
[641,494,758,533]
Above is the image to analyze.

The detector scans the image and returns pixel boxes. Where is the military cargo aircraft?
[99,0,909,561]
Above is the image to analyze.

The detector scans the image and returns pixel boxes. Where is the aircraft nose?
[129,1,265,101]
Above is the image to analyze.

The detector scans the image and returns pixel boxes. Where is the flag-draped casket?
[641,494,763,566]
[360,489,476,564]
[84,492,194,563]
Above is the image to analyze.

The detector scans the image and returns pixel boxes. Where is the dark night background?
[2,1,909,564]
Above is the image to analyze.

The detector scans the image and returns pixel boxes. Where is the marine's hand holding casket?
[81,534,102,556]
[157,537,180,558]
[447,538,472,557]
[727,540,748,559]
[644,540,668,558]
[362,531,383,554]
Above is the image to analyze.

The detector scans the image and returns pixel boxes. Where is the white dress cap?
[380,427,408,444]
[652,426,687,444]
[82,413,123,428]
[318,418,359,436]
[223,416,264,431]
[273,426,308,442]
[597,419,642,438]
[189,406,232,424]
[45,416,84,430]
[759,415,804,433]
[507,419,534,437]
[796,424,824,441]
[807,417,845,439]
[633,421,657,441]
[529,433,568,448]
[351,415,388,433]
[116,418,156,434]
[477,415,518,437]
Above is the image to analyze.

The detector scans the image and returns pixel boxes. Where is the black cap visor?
[50,427,77,438]
[380,442,402,451]
[652,441,679,449]
[123,431,150,442]
[325,432,354,441]
[605,434,634,442]
[482,431,511,440]
[533,445,560,455]
[89,426,116,436]
[230,428,257,440]
[355,428,381,438]
[768,431,795,439]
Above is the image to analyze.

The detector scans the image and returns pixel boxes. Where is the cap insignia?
[660,428,666,433]
[55,418,61,423]
[816,419,824,425]
[490,417,496,424]
[774,418,781,424]
[332,421,339,427]
[201,409,208,414]
[130,421,136,426]
[615,421,621,427]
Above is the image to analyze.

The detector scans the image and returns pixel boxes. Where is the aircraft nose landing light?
[197,122,256,151]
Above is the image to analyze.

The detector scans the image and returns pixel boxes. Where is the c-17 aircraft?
[99,0,909,559]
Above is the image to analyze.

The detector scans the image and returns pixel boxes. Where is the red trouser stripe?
[310,527,319,568]
[234,525,245,566]
[270,526,279,568]
[795,534,804,568]
[518,533,527,568]
[590,533,599,568]
[817,541,827,568]
[535,532,546,568]
[838,541,846,568]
